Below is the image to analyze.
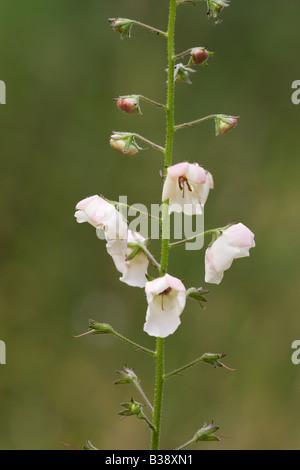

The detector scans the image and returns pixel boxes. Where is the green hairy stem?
[151,0,177,451]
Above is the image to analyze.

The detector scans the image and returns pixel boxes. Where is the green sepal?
[126,245,142,262]
[108,18,133,39]
[83,440,99,450]
[200,352,226,369]
[115,366,138,385]
[206,0,230,18]
[194,422,220,442]
[88,320,115,335]
[186,287,209,307]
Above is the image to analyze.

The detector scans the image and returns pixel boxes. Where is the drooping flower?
[205,223,255,285]
[162,162,214,215]
[75,195,128,241]
[106,230,149,288]
[143,274,186,338]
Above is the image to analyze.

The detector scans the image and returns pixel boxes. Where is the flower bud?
[190,47,209,65]
[110,132,139,155]
[194,422,220,442]
[215,114,238,136]
[119,399,144,418]
[200,352,227,368]
[115,366,138,385]
[88,320,115,335]
[108,18,133,39]
[117,95,141,115]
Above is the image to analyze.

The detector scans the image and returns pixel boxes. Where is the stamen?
[159,287,172,311]
[186,180,193,192]
[178,176,193,198]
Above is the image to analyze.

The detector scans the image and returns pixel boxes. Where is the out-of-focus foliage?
[1,0,300,450]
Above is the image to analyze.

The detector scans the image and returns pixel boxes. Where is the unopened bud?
[190,47,209,65]
[88,320,115,335]
[108,18,133,39]
[117,95,141,115]
[119,399,144,419]
[110,132,140,155]
[200,352,227,368]
[115,366,138,385]
[215,114,238,136]
[194,422,220,442]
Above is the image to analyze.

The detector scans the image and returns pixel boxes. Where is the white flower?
[106,230,149,288]
[75,195,128,241]
[143,274,186,338]
[162,162,214,215]
[205,223,255,285]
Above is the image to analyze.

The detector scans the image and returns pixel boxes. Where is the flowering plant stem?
[151,0,177,451]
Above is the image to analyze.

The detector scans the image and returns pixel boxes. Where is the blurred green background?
[1,0,300,450]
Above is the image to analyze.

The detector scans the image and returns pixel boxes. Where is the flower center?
[178,176,192,198]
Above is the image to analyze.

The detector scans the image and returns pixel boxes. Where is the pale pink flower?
[162,162,214,215]
[143,274,186,338]
[205,223,255,285]
[106,230,149,288]
[75,195,128,241]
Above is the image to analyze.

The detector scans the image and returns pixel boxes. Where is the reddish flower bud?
[191,47,209,65]
[117,95,141,115]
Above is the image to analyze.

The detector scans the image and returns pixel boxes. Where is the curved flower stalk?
[143,274,187,338]
[107,230,149,288]
[205,223,255,284]
[162,162,214,215]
